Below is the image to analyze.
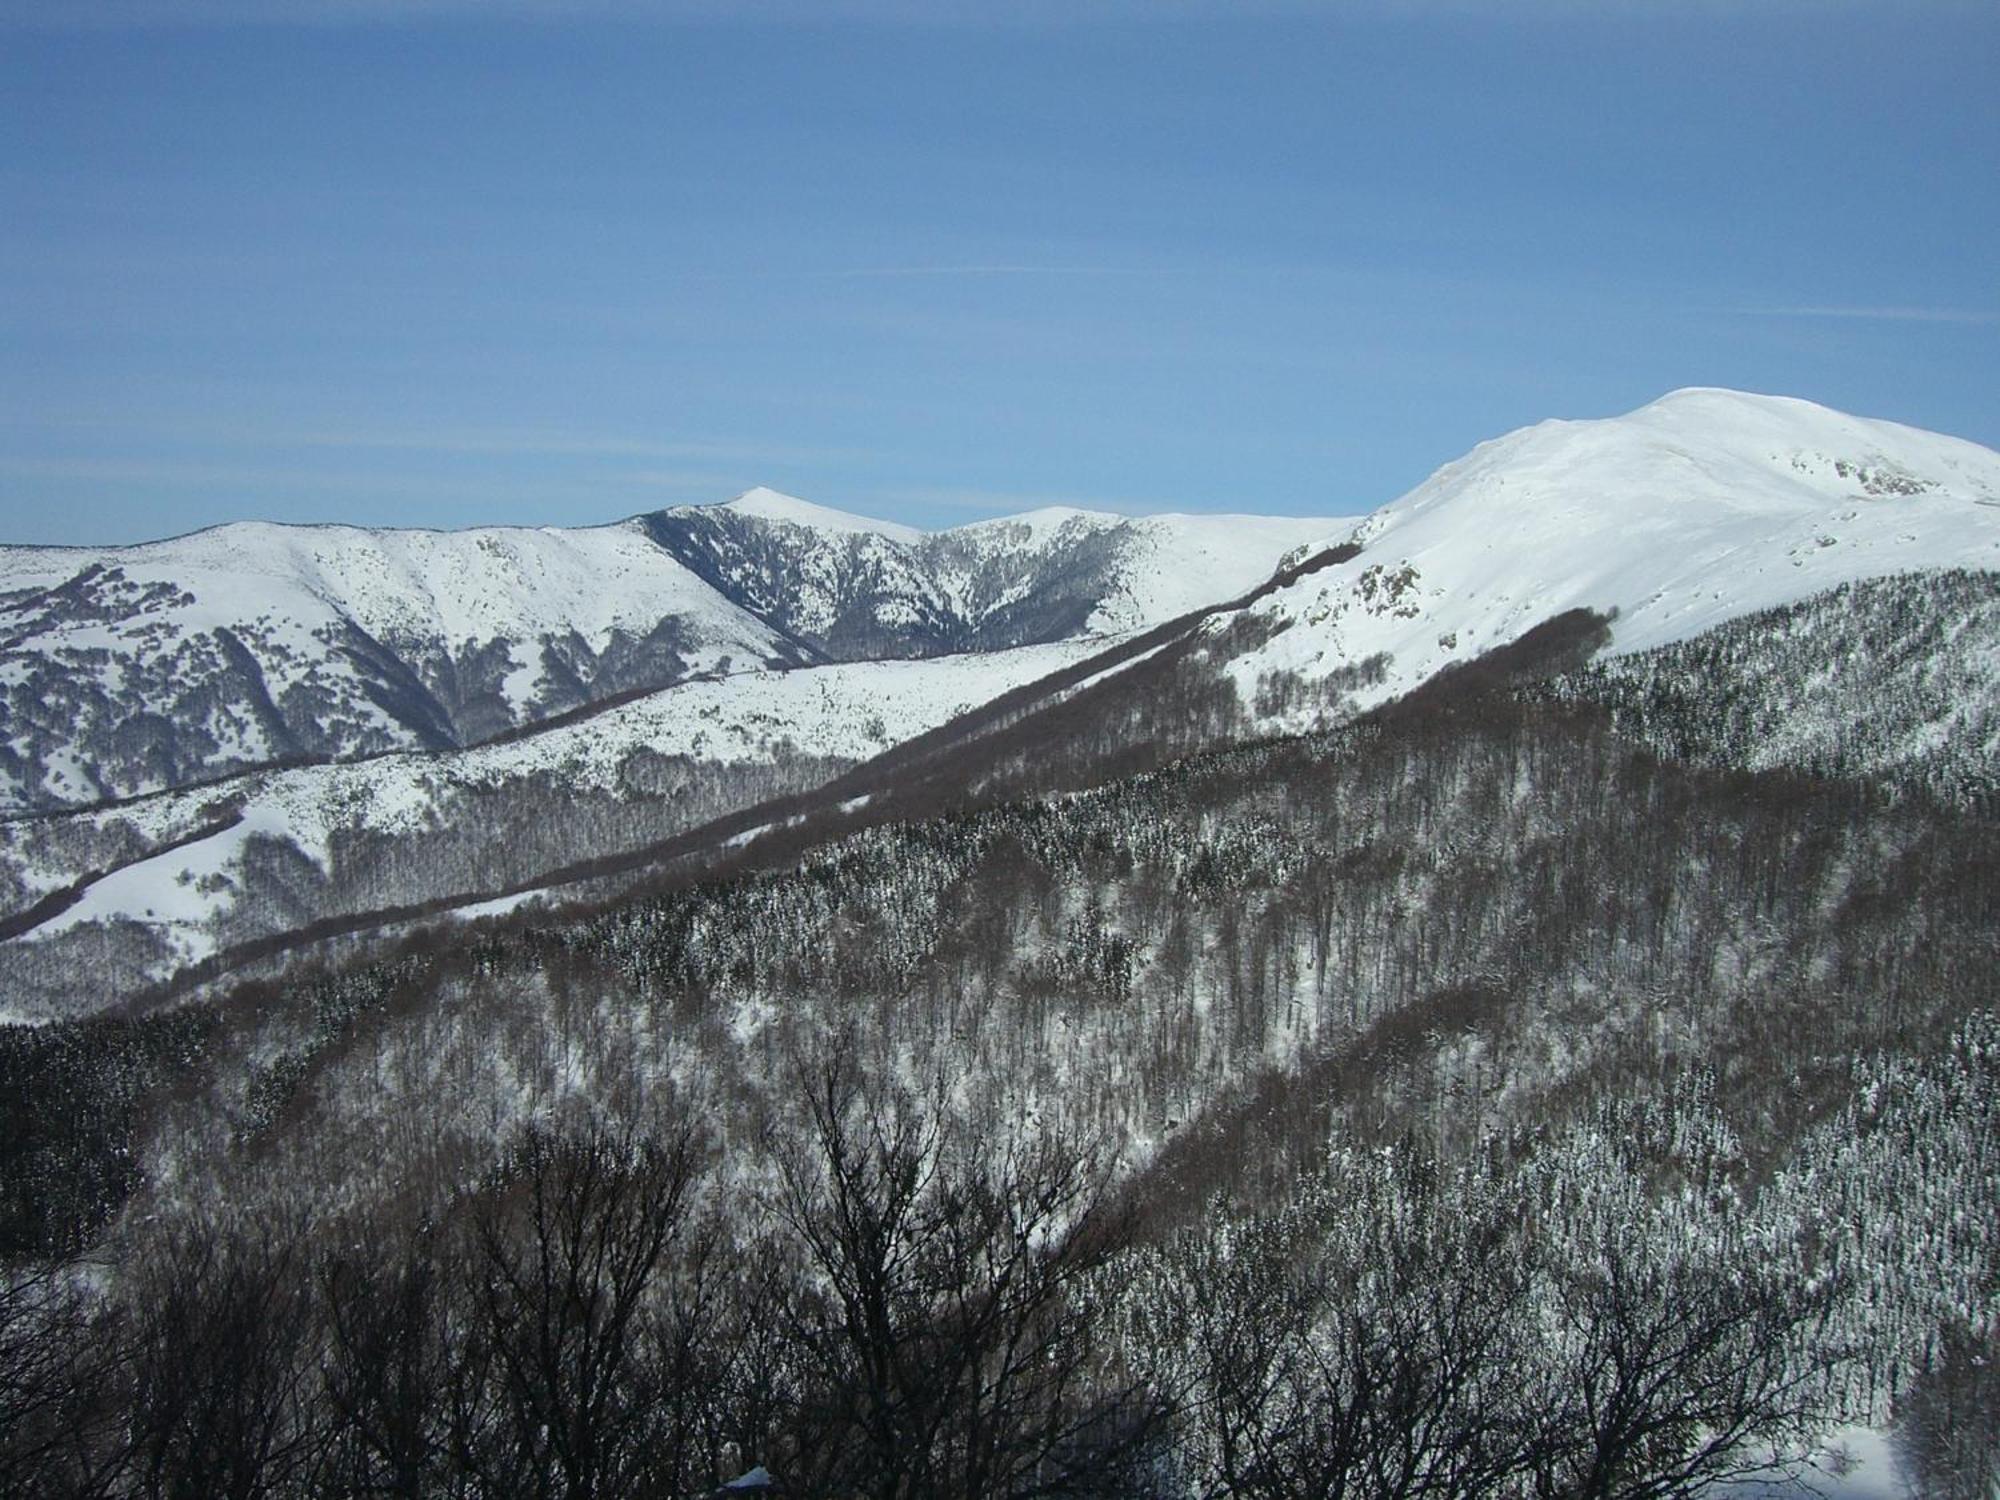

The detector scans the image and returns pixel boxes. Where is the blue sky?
[2,1,1995,545]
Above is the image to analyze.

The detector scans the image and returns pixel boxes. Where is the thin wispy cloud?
[0,454,739,539]
[1743,305,1999,328]
[0,0,1181,28]
[0,455,580,504]
[6,0,1956,28]
[793,265,1168,281]
[3,415,868,469]
[279,428,871,466]
[1371,0,1970,11]
[655,264,1173,285]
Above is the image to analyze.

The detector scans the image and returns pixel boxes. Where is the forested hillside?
[5,391,2000,1496]
[1545,569,2000,810]
[1,580,1994,1495]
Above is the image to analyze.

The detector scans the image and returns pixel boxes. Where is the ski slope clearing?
[1230,388,2000,729]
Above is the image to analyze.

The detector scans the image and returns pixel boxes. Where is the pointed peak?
[718,488,923,542]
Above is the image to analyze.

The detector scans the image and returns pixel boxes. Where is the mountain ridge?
[1,496,1338,814]
[7,387,2000,1019]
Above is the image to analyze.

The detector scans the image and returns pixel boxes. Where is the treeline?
[13,657,1997,1301]
[0,531,1362,1023]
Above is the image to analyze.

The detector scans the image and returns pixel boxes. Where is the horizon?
[3,3,1995,545]
[5,381,1998,550]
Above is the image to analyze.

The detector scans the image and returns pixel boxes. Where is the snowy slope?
[1224,389,2000,728]
[1,637,1105,986]
[0,518,805,812]
[0,516,791,676]
[722,485,924,542]
[9,387,2000,1018]
[3,496,1336,813]
[1551,570,2000,808]
[639,497,1336,663]
[944,508,1342,636]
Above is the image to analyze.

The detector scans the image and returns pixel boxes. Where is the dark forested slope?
[0,574,1995,1496]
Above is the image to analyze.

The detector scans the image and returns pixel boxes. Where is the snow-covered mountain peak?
[718,487,924,542]
[1619,386,2000,492]
[1230,390,2000,731]
[1371,386,2000,539]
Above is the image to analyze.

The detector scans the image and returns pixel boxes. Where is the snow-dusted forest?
[4,580,1998,1494]
[3,394,1998,1496]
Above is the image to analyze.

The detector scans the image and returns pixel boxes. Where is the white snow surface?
[0,515,798,811]
[721,486,924,543]
[0,516,779,651]
[940,508,1336,634]
[1231,388,2000,727]
[1,488,1337,810]
[13,386,2000,970]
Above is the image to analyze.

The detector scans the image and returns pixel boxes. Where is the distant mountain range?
[0,491,1334,814]
[4,387,1999,1018]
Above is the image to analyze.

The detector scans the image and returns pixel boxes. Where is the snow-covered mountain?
[1549,569,2000,808]
[0,518,803,813]
[644,488,1340,661]
[8,386,2000,1019]
[0,495,1336,813]
[1217,388,2000,728]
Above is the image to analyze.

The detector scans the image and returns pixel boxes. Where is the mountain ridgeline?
[0,494,1335,815]
[641,501,1128,660]
[1,390,1998,1497]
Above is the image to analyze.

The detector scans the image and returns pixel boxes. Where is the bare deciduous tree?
[772,1055,1160,1499]
[1531,1227,1847,1500]
[316,1227,453,1499]
[123,1225,319,1500]
[1157,1165,1533,1500]
[0,1263,126,1499]
[461,1123,705,1500]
